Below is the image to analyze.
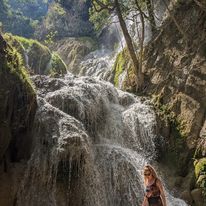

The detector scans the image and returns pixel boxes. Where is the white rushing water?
[14,74,187,206]
[14,3,188,204]
[77,0,169,90]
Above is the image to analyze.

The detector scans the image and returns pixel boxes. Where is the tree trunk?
[114,0,144,90]
[145,0,156,35]
[135,0,145,81]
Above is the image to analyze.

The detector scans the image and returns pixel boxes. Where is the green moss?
[0,34,37,163]
[113,48,131,87]
[195,158,206,178]
[113,51,124,87]
[5,46,35,94]
[4,33,68,76]
[3,33,28,66]
[47,52,67,76]
[14,35,49,53]
[194,158,206,197]
[4,33,52,75]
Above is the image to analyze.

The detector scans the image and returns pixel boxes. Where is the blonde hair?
[143,164,158,184]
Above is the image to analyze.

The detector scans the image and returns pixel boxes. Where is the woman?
[141,165,167,206]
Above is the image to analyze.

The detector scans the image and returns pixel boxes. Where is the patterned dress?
[145,178,163,206]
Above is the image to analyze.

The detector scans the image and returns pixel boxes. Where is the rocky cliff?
[113,1,206,204]
[0,33,37,206]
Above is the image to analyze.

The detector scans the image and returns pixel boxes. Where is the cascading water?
[79,23,124,81]
[15,74,187,206]
[77,1,168,89]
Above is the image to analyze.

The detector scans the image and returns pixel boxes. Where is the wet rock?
[191,188,204,206]
[0,33,37,206]
[50,37,97,74]
[180,190,193,205]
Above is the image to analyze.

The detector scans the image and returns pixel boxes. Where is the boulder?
[191,188,204,206]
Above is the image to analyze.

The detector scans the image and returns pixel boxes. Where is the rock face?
[0,33,37,206]
[50,37,97,74]
[111,1,206,203]
[141,1,206,203]
[0,34,37,161]
[36,1,93,39]
[143,0,206,146]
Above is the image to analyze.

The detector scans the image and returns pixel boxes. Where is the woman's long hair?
[143,164,158,185]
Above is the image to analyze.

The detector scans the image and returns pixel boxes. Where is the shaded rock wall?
[142,1,206,204]
[111,1,206,204]
[0,33,37,206]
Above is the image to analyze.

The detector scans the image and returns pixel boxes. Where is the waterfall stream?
[77,0,169,89]
[14,74,187,206]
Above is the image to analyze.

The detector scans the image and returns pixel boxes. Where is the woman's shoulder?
[155,178,162,185]
[155,178,164,190]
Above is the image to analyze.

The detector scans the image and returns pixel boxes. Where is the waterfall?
[79,22,124,81]
[77,1,168,89]
[15,74,187,206]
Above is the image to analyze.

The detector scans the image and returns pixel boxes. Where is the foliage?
[89,0,146,32]
[48,52,67,76]
[14,35,49,52]
[44,31,58,45]
[8,0,50,20]
[89,7,110,32]
[89,0,112,32]
[52,2,66,16]
[0,0,51,37]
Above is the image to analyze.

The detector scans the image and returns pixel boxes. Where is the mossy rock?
[195,158,206,178]
[0,33,37,161]
[113,48,136,90]
[46,53,67,76]
[50,37,96,74]
[17,36,51,74]
[3,33,27,66]
[194,158,206,198]
[3,34,67,75]
[113,50,125,87]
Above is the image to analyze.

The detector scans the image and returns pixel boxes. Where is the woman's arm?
[156,179,167,206]
[141,196,149,206]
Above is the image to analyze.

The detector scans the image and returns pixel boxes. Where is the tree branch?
[193,0,206,12]
[92,0,115,12]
